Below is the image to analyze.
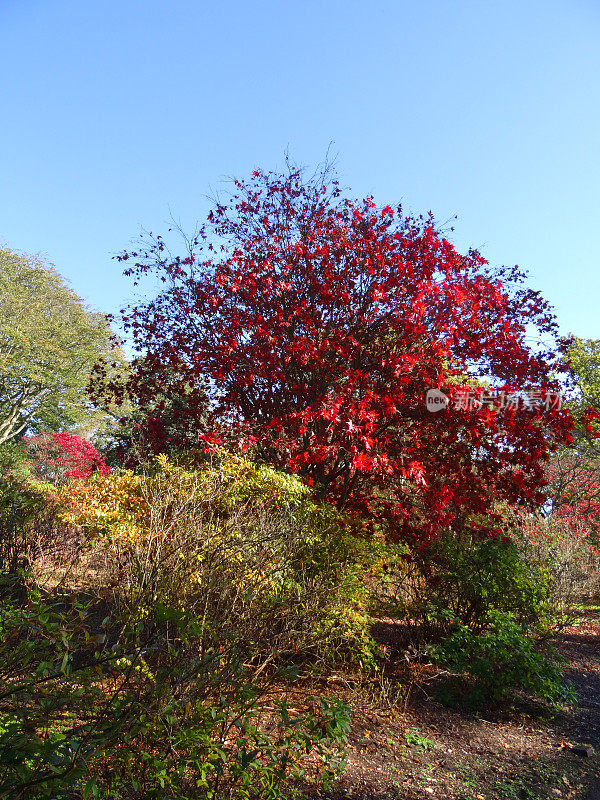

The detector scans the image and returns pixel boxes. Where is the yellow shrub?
[55,451,379,667]
[59,469,147,542]
[58,450,310,544]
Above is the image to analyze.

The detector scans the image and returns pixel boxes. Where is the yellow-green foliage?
[59,451,311,543]
[57,451,380,668]
[59,469,146,541]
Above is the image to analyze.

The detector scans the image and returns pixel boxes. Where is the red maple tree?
[545,411,600,536]
[97,163,574,542]
[27,432,110,484]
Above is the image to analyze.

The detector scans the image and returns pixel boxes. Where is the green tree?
[545,337,600,522]
[0,247,121,445]
[567,337,600,418]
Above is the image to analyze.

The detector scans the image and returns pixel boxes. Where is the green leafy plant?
[403,728,434,750]
[387,530,555,637]
[428,610,574,706]
[0,578,351,799]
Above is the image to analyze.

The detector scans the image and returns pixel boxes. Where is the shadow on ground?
[309,612,600,799]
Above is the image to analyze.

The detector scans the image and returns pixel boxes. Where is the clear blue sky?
[1,0,599,337]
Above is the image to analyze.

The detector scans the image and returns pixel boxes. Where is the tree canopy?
[0,247,119,444]
[98,164,574,543]
[544,337,600,526]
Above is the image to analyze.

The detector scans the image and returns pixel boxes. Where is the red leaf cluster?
[27,432,110,484]
[100,165,574,542]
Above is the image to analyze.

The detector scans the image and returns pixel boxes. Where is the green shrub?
[428,610,573,707]
[392,531,554,635]
[0,580,351,799]
[0,440,34,484]
[0,578,123,798]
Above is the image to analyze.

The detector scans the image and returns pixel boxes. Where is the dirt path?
[557,611,600,799]
[559,611,600,748]
[315,612,600,800]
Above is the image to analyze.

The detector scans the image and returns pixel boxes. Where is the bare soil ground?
[310,609,600,800]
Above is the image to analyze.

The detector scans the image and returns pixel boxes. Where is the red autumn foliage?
[544,408,600,535]
[95,163,574,543]
[27,432,110,484]
[545,449,600,536]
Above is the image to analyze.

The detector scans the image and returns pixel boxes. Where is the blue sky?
[1,0,599,338]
